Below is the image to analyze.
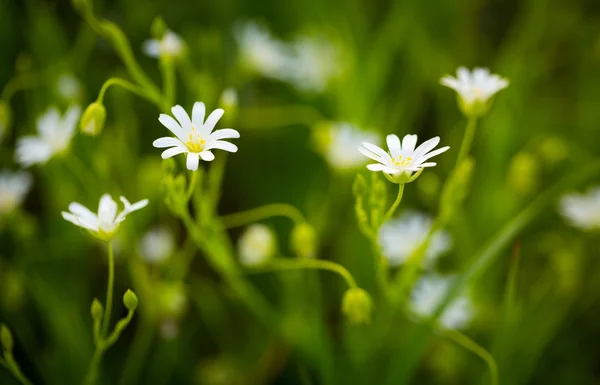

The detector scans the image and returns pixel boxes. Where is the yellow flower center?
[185,126,206,153]
[392,155,413,167]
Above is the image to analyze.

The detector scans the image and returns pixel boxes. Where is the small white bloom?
[15,105,81,167]
[62,194,148,241]
[139,226,175,264]
[379,211,451,267]
[56,74,82,100]
[153,102,240,171]
[440,67,509,107]
[410,274,474,330]
[559,187,600,231]
[316,122,380,170]
[289,36,340,93]
[0,170,32,215]
[358,134,449,183]
[142,30,185,58]
[238,224,276,266]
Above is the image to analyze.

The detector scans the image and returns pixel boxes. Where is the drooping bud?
[123,289,139,312]
[0,324,14,351]
[290,222,318,258]
[341,288,373,324]
[91,298,104,321]
[80,102,106,136]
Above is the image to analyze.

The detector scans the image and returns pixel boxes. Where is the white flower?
[142,30,185,58]
[234,21,294,80]
[56,74,82,100]
[238,224,276,266]
[153,102,240,171]
[316,122,380,170]
[410,274,475,330]
[289,36,340,93]
[379,211,451,267]
[0,170,32,215]
[139,227,175,264]
[15,105,81,167]
[440,67,509,108]
[358,134,449,183]
[559,187,600,231]
[62,194,148,241]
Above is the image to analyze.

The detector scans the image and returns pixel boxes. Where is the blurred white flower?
[153,102,240,171]
[234,21,294,80]
[359,134,449,183]
[410,274,475,330]
[56,74,82,100]
[142,30,185,58]
[379,211,451,267]
[316,122,380,170]
[219,88,238,110]
[139,227,175,264]
[559,187,600,231]
[0,170,32,215]
[238,224,276,266]
[289,36,340,93]
[15,105,81,167]
[62,194,148,241]
[440,67,508,107]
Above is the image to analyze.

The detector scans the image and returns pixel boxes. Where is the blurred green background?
[1,0,600,384]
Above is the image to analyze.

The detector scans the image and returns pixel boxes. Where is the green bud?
[290,222,318,258]
[0,324,14,351]
[123,289,138,312]
[91,298,104,321]
[151,17,167,40]
[341,288,373,325]
[80,102,106,136]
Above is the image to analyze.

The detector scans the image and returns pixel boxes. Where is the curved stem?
[441,329,498,385]
[246,258,358,289]
[220,203,306,228]
[83,346,104,385]
[186,170,199,202]
[456,117,477,167]
[101,242,115,338]
[96,77,160,106]
[382,183,405,224]
[1,353,33,385]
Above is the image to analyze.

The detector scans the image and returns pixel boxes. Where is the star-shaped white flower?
[0,170,32,215]
[559,186,600,231]
[153,102,240,171]
[142,30,185,58]
[62,194,148,241]
[440,67,509,115]
[358,134,449,183]
[15,105,81,167]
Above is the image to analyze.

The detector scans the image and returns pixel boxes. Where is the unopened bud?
[290,222,318,258]
[80,102,106,136]
[342,288,373,324]
[151,17,167,40]
[123,289,138,311]
[0,324,14,351]
[91,298,104,321]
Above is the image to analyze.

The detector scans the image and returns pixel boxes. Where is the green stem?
[1,353,33,385]
[96,77,160,106]
[220,203,306,228]
[186,170,199,202]
[101,242,115,338]
[455,117,477,167]
[83,347,104,385]
[159,56,176,107]
[246,258,358,289]
[441,329,498,385]
[0,73,44,102]
[382,183,405,224]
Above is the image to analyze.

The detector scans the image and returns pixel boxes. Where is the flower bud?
[0,324,14,351]
[342,288,373,324]
[290,222,318,258]
[80,102,106,136]
[123,289,139,312]
[151,17,167,40]
[91,298,104,321]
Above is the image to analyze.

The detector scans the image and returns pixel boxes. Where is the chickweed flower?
[358,134,449,184]
[559,187,600,231]
[142,30,185,59]
[0,170,32,215]
[15,105,81,167]
[440,67,509,117]
[139,226,175,264]
[314,122,380,170]
[153,102,240,171]
[62,194,148,241]
[238,224,276,266]
[379,211,451,268]
[410,274,475,330]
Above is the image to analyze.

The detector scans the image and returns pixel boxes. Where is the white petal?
[161,146,188,159]
[199,151,215,161]
[457,67,471,83]
[98,194,118,224]
[205,140,237,152]
[153,137,184,148]
[360,142,392,162]
[201,108,224,135]
[68,202,98,223]
[158,114,187,142]
[208,128,240,141]
[186,152,200,170]
[402,134,418,154]
[128,199,149,212]
[386,134,402,157]
[62,105,82,138]
[440,76,460,91]
[37,107,61,138]
[62,212,98,231]
[142,40,161,58]
[419,146,450,162]
[15,137,53,167]
[367,163,398,174]
[413,137,440,159]
[192,102,206,128]
[171,105,192,130]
